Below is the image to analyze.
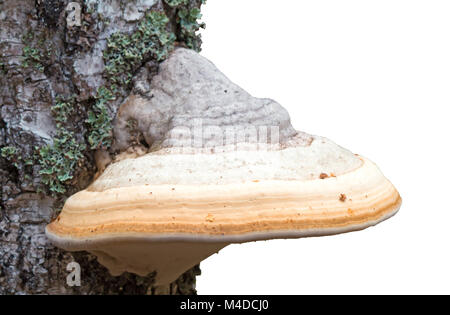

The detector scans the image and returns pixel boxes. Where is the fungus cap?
[46,137,400,285]
[46,49,401,286]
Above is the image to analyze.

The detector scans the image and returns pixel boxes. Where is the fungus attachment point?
[46,49,401,286]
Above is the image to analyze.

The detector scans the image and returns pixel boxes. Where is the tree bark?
[0,0,205,294]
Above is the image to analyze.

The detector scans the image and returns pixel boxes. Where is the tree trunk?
[0,0,205,294]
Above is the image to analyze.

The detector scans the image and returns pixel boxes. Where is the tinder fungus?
[46,49,401,286]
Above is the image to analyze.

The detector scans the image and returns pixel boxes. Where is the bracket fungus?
[46,49,401,286]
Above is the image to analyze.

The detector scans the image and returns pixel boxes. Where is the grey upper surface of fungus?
[114,48,299,151]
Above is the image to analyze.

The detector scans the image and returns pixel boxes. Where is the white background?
[196,0,450,294]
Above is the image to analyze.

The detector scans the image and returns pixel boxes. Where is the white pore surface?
[89,136,361,191]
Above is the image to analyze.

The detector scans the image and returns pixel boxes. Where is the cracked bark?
[0,0,204,294]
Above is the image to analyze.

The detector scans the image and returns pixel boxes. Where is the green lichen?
[52,95,76,124]
[164,0,206,52]
[38,129,86,194]
[103,11,176,86]
[22,46,46,72]
[1,146,18,158]
[21,32,53,72]
[1,96,86,194]
[86,87,115,150]
[164,0,189,7]
[1,146,20,167]
[177,7,205,52]
[37,96,86,194]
